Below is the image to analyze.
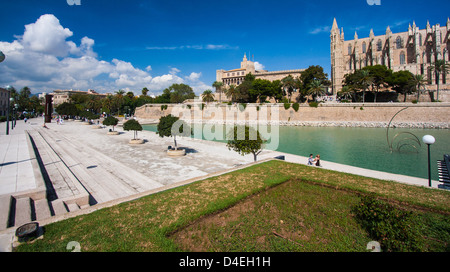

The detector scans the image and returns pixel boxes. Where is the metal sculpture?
[386,107,421,152]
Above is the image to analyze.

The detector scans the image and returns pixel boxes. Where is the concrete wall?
[135,102,450,128]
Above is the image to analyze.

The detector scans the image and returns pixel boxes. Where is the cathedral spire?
[332,18,338,30]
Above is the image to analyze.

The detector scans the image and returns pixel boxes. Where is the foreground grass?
[16,160,450,252]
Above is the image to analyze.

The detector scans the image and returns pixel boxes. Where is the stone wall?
[135,102,450,128]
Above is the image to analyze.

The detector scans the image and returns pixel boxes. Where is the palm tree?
[202,89,215,103]
[212,81,224,103]
[102,95,114,114]
[114,90,125,115]
[307,79,325,101]
[358,70,374,103]
[428,60,450,101]
[281,75,295,102]
[338,85,355,101]
[411,74,428,102]
[141,87,149,96]
[225,84,237,102]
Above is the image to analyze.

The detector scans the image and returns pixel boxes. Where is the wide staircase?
[0,129,91,231]
[1,125,163,232]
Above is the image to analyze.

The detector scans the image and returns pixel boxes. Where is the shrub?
[102,116,119,131]
[123,119,143,140]
[352,194,425,252]
[161,105,168,111]
[292,103,300,112]
[412,99,418,104]
[239,103,247,112]
[283,103,291,110]
[309,101,319,108]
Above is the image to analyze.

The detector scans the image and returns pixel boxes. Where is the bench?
[437,154,450,187]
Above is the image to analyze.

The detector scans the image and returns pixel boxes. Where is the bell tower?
[330,18,344,94]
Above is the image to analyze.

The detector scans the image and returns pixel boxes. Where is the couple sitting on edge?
[308,154,321,167]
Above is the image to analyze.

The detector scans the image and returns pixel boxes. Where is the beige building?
[330,18,450,95]
[216,54,305,87]
[50,89,108,106]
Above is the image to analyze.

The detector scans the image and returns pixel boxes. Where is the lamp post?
[422,135,435,187]
[5,86,12,135]
[14,104,18,128]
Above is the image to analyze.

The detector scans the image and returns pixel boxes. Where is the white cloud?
[169,67,181,75]
[254,61,265,70]
[0,14,210,95]
[309,25,331,35]
[187,72,201,81]
[146,44,239,50]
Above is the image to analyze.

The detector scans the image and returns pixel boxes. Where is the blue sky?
[0,0,449,95]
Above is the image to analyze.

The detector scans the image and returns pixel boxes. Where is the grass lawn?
[16,160,450,252]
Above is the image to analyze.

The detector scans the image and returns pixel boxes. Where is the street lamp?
[423,135,435,187]
[10,98,15,130]
[5,86,12,135]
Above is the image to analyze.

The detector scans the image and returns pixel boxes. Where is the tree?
[225,84,237,102]
[299,65,331,97]
[166,83,195,103]
[55,102,79,117]
[141,87,149,96]
[102,116,119,131]
[123,119,142,140]
[410,74,428,102]
[358,70,374,103]
[337,85,355,101]
[157,114,190,150]
[307,79,325,101]
[212,81,224,103]
[428,60,450,101]
[102,95,114,114]
[281,75,296,102]
[202,89,215,103]
[226,125,266,162]
[363,65,392,102]
[387,70,415,102]
[114,90,125,115]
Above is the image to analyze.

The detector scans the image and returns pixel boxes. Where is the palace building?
[216,54,305,87]
[330,18,450,94]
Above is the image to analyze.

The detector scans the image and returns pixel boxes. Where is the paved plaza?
[0,117,441,251]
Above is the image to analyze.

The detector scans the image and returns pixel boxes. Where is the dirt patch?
[169,179,369,252]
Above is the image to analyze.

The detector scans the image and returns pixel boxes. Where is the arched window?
[348,44,352,55]
[400,52,406,65]
[377,40,382,51]
[362,42,367,54]
[396,36,403,49]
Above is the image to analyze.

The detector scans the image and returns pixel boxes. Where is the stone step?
[34,199,52,221]
[0,195,12,231]
[51,200,68,216]
[13,197,32,227]
[66,203,80,212]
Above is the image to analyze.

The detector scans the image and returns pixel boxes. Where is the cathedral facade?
[330,18,450,95]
